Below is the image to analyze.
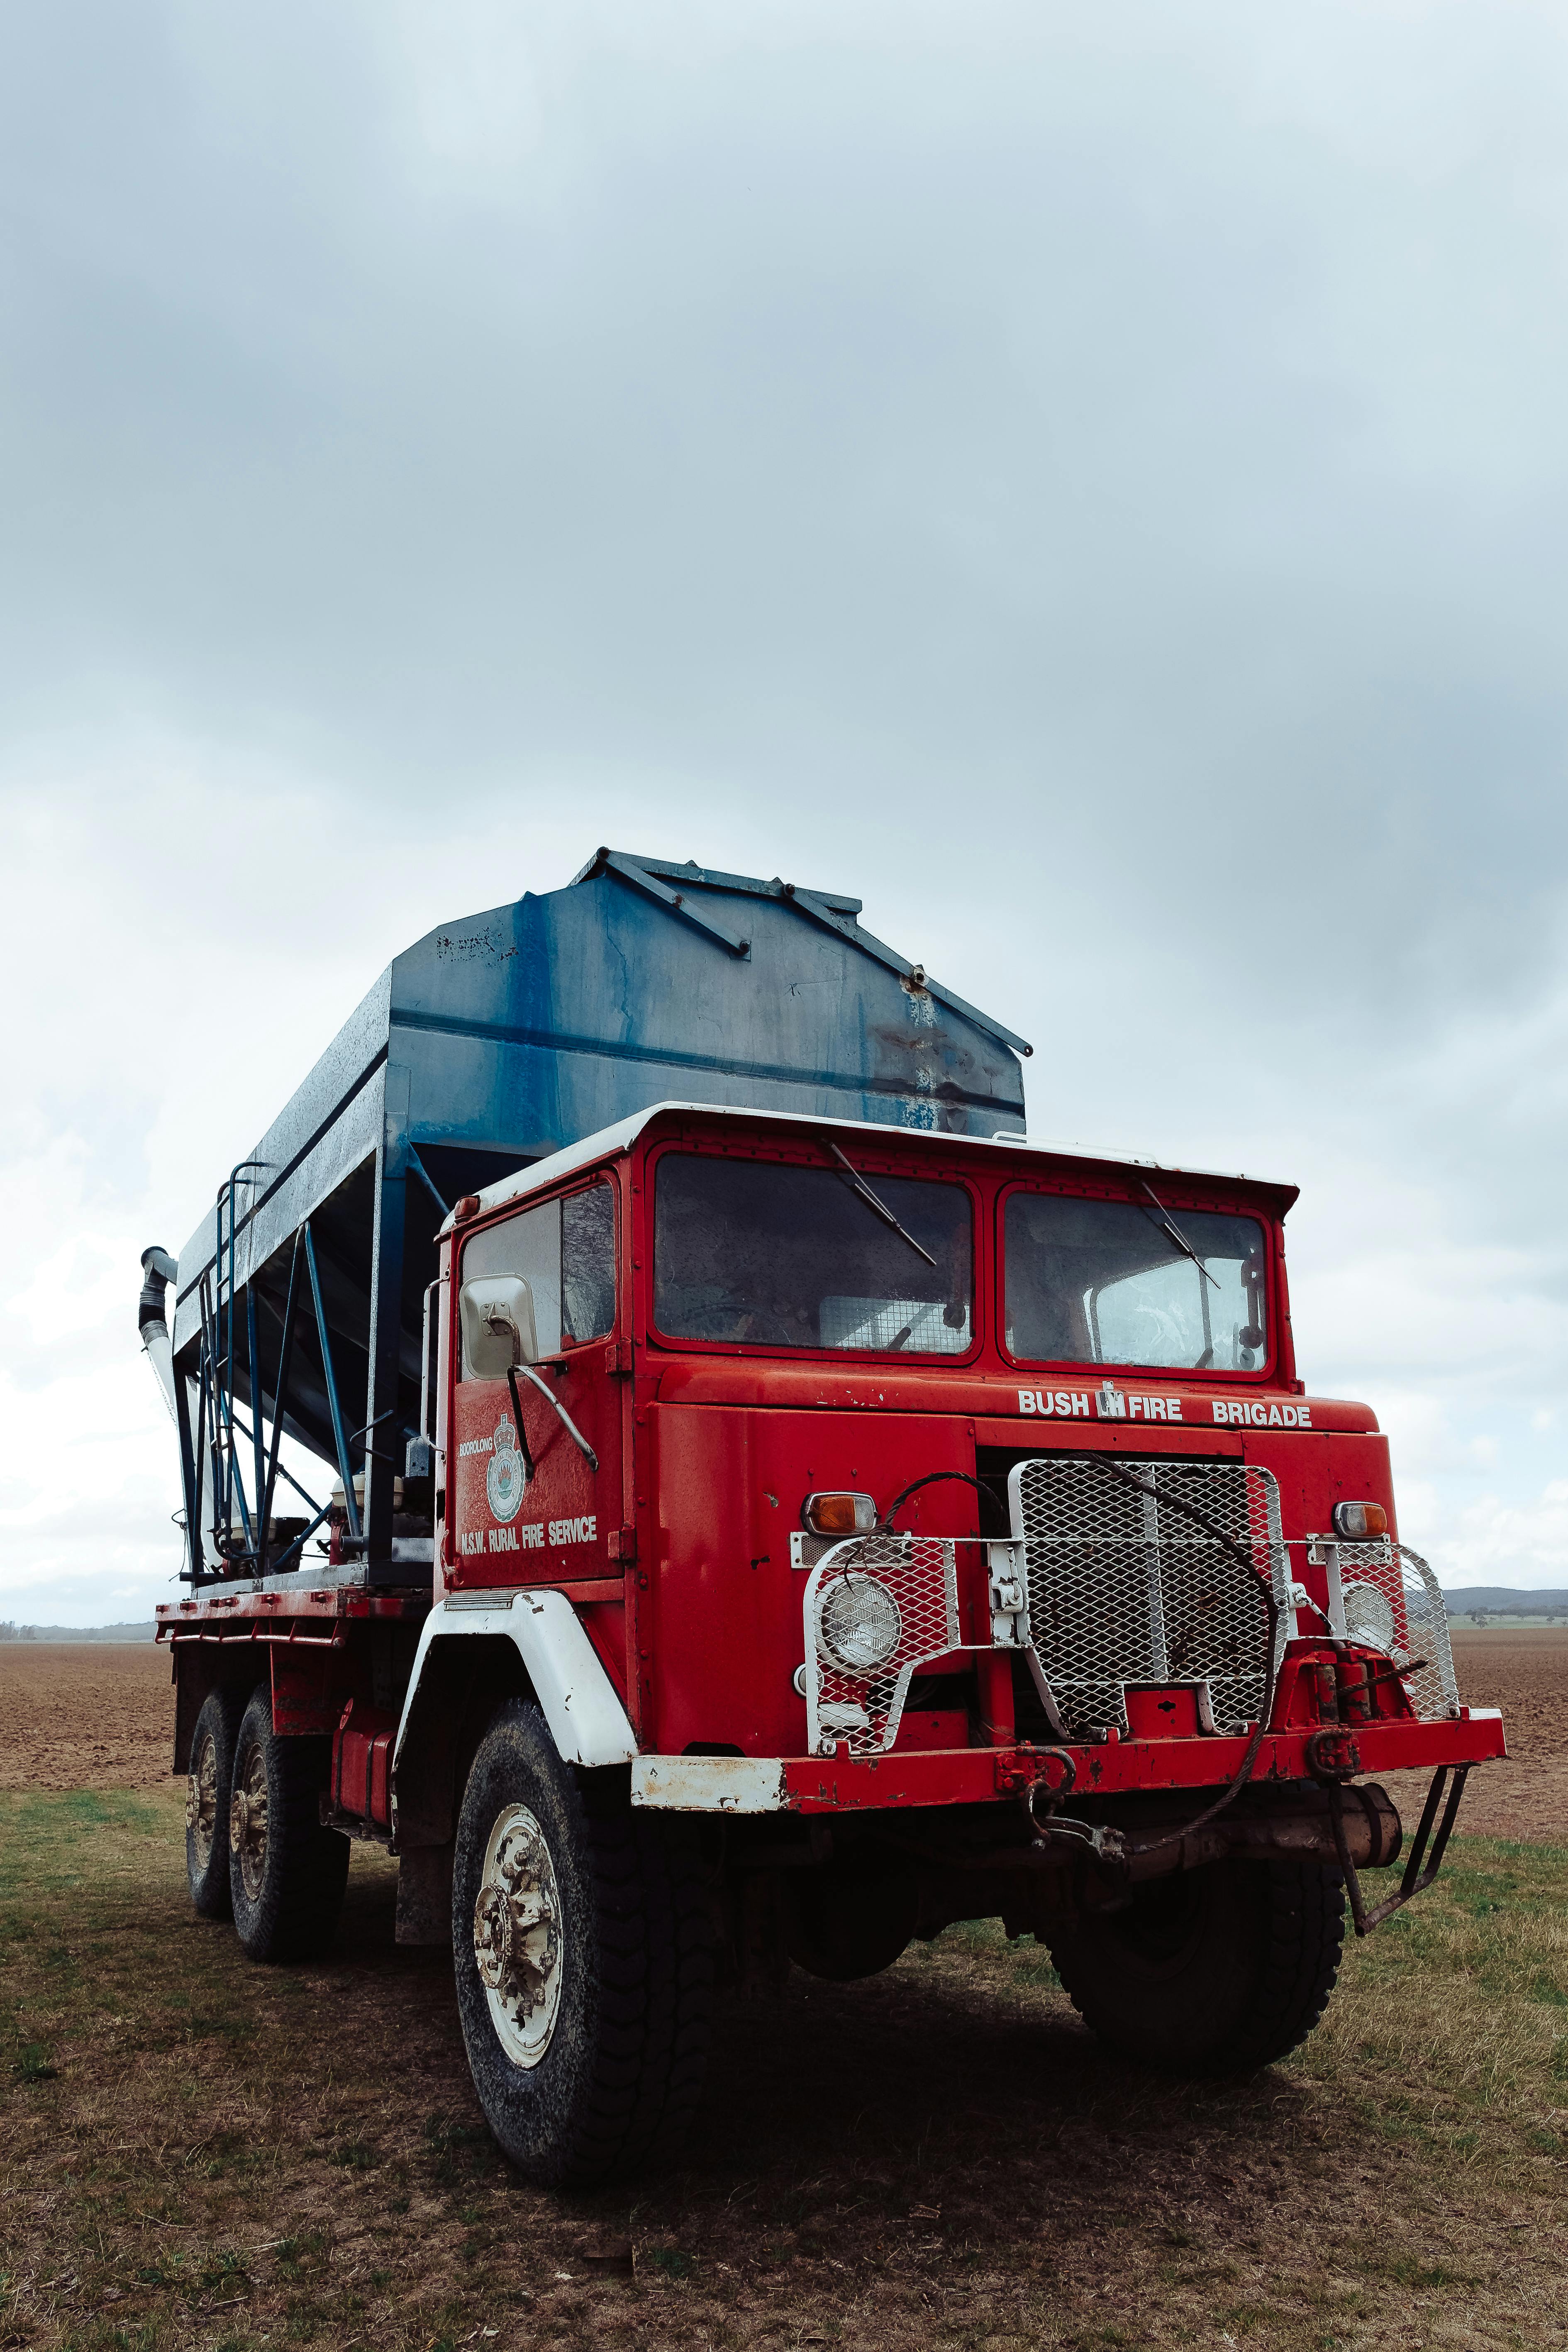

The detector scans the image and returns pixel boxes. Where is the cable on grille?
[874,1461,1286,1863]
[1072,1455,1284,1857]
[876,1470,1010,1536]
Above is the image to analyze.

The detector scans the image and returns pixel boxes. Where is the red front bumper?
[778,1708,1506,1814]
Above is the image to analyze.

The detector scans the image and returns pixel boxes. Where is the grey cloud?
[5,1,1568,1605]
[3,2,1565,1044]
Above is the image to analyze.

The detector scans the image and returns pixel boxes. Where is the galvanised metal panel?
[384,863,1026,1161]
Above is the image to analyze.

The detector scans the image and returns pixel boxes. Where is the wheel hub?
[473,1804,563,2068]
[229,1746,269,1903]
[188,1731,219,1869]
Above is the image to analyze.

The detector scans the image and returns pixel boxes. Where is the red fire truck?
[141,863,1503,2186]
[150,1099,1505,2184]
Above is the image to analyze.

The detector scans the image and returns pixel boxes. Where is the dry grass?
[2,1788,1567,2351]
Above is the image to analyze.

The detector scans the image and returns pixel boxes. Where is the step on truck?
[139,849,1505,2186]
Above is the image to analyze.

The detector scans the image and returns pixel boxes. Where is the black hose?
[877,1469,1010,1537]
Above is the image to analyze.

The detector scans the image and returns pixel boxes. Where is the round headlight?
[1342,1579,1397,1654]
[819,1574,902,1674]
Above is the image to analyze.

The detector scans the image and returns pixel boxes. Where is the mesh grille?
[1011,1457,1287,1742]
[805,1534,959,1758]
[1334,1540,1459,1720]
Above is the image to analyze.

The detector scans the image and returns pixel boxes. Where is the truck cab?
[434,1100,1476,1794]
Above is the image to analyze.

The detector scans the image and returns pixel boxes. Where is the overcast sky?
[3,0,1567,1623]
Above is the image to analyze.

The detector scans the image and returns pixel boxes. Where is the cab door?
[448,1174,622,1590]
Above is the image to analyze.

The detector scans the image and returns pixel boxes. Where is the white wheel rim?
[473,1802,564,2068]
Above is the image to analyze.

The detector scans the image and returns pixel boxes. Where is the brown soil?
[3,1640,1567,2349]
[0,1641,173,1792]
[2,1626,1563,1842]
[3,1790,1566,2352]
[1379,1627,1568,1845]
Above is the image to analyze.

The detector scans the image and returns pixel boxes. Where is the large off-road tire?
[453,1700,713,2187]
[1048,1858,1345,2076]
[228,1688,349,1963]
[186,1686,247,1918]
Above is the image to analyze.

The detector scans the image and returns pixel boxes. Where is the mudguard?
[392,1589,637,1780]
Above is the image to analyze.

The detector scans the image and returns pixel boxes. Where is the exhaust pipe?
[138,1245,179,1419]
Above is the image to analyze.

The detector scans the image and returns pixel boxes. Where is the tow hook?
[1031,1815,1129,1872]
[1024,1773,1129,1874]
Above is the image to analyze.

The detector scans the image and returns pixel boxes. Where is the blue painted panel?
[171,855,1026,1364]
[389,867,1024,1159]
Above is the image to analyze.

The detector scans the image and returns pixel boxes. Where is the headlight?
[819,1574,902,1674]
[1332,1500,1389,1540]
[1342,1580,1397,1654]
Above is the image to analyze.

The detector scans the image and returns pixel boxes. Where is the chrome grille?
[1334,1540,1459,1720]
[804,1533,959,1758]
[1010,1456,1288,1742]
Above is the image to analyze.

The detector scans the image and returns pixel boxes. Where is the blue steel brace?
[304,1222,363,1542]
[405,1144,449,1219]
[258,1230,306,1564]
[246,1280,265,1554]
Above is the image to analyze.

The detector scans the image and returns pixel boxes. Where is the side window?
[563,1178,616,1342]
[459,1177,616,1376]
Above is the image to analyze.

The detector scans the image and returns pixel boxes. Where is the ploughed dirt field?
[2,1637,1566,2352]
[1384,1628,1568,1843]
[0,1643,174,1793]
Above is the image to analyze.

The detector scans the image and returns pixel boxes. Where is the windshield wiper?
[1137,1180,1219,1290]
[824,1140,938,1269]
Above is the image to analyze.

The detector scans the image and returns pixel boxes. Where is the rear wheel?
[228,1688,349,1962]
[1047,1858,1345,2075]
[186,1687,246,1918]
[453,1700,713,2186]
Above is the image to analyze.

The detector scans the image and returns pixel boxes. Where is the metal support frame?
[1329,1764,1470,1937]
[183,1215,342,1584]
[258,1232,305,1564]
[180,1159,415,1583]
[304,1222,362,1543]
[363,1064,410,1571]
[171,1361,200,1580]
[405,1144,449,1220]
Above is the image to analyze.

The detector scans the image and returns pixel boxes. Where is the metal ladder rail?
[201,1161,266,1576]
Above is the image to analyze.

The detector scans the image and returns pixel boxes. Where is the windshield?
[654,1153,973,1354]
[1004,1192,1268,1372]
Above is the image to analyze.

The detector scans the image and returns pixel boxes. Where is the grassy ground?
[2,1787,1566,2352]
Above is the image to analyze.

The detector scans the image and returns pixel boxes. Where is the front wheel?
[228,1688,349,1962]
[453,1702,713,2186]
[1047,1858,1345,2076]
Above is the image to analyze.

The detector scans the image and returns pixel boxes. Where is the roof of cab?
[439,1101,1299,1235]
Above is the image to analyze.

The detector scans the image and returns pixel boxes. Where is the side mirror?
[459,1275,539,1378]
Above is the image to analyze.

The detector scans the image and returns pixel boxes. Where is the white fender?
[393,1588,638,1775]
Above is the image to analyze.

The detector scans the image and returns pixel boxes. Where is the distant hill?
[0,1621,157,1642]
[1441,1589,1568,1617]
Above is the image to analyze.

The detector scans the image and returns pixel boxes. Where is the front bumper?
[629,1707,1507,1813]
